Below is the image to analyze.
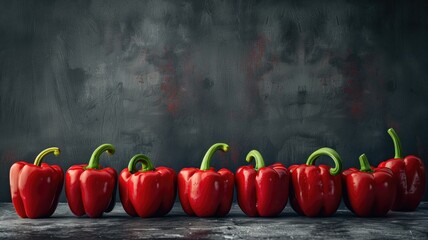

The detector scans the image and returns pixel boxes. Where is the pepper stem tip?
[86,143,115,170]
[128,154,155,173]
[306,147,343,176]
[387,128,402,159]
[358,154,374,173]
[200,143,229,171]
[245,150,266,171]
[33,147,61,166]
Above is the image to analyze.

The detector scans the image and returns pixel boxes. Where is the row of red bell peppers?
[10,128,425,218]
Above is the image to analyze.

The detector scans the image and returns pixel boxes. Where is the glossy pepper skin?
[342,154,397,217]
[119,154,176,217]
[236,150,289,217]
[9,147,63,218]
[289,147,343,217]
[178,143,234,217]
[65,144,117,218]
[378,128,426,211]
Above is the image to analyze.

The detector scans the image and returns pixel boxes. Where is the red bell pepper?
[9,147,63,218]
[378,128,426,211]
[342,154,397,217]
[178,143,234,217]
[235,150,289,217]
[65,143,117,218]
[119,154,176,217]
[289,147,343,217]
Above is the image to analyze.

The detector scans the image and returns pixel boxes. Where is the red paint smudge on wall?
[340,52,385,120]
[229,143,240,165]
[340,52,364,119]
[244,35,268,116]
[158,50,180,115]
[247,35,266,76]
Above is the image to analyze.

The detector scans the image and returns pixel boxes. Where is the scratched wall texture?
[1,0,428,202]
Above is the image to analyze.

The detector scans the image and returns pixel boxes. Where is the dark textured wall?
[1,0,428,202]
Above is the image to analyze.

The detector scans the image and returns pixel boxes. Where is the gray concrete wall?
[1,0,428,202]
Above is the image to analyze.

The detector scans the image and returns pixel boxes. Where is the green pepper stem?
[246,150,265,171]
[388,128,402,159]
[86,144,115,169]
[200,143,229,171]
[358,154,374,173]
[128,154,155,173]
[306,147,343,176]
[33,147,61,166]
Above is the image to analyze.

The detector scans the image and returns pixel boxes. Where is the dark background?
[1,0,428,202]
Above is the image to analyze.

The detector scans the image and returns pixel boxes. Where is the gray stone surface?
[0,203,427,239]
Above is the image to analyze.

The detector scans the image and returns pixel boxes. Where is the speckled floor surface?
[0,202,427,239]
